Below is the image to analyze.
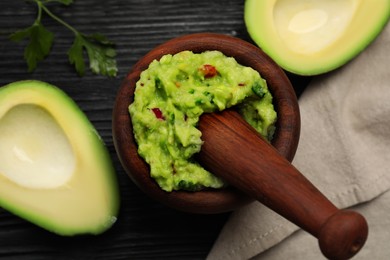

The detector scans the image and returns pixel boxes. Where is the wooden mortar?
[112,33,368,259]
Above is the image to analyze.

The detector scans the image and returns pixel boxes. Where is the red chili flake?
[151,108,165,120]
[199,64,217,78]
[238,82,246,86]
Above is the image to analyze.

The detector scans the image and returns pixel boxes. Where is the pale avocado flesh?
[245,0,390,75]
[0,80,119,236]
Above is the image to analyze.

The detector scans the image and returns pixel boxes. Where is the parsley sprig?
[9,0,118,77]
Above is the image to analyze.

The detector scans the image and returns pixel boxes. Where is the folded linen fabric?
[253,190,390,260]
[207,22,390,260]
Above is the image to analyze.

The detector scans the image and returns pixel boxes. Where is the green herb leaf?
[68,33,117,77]
[9,0,117,78]
[9,22,54,72]
[251,80,266,98]
[68,33,86,76]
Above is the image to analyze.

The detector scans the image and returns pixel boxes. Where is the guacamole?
[129,50,276,192]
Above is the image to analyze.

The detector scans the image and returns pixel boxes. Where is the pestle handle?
[197,110,368,260]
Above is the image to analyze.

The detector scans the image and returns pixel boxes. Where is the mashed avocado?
[129,50,276,192]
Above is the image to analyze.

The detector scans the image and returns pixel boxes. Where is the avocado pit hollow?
[0,104,75,189]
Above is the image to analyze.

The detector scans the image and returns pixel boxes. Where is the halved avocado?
[0,80,120,236]
[245,0,390,75]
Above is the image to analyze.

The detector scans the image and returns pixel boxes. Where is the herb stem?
[11,0,117,77]
[36,0,79,36]
[35,0,43,24]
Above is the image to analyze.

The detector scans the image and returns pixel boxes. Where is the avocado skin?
[0,80,120,236]
[244,0,390,75]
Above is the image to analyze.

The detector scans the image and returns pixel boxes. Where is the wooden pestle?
[197,109,368,260]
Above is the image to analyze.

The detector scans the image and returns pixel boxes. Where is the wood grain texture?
[198,110,368,259]
[0,0,310,259]
[113,33,300,214]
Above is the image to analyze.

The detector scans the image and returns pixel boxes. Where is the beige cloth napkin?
[207,22,390,260]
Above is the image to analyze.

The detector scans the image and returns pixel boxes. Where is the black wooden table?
[0,1,309,259]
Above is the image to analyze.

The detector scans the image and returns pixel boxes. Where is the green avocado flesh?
[129,50,277,192]
[0,80,119,236]
[245,0,390,75]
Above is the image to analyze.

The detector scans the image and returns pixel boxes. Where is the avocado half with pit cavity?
[245,0,390,75]
[0,80,120,236]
